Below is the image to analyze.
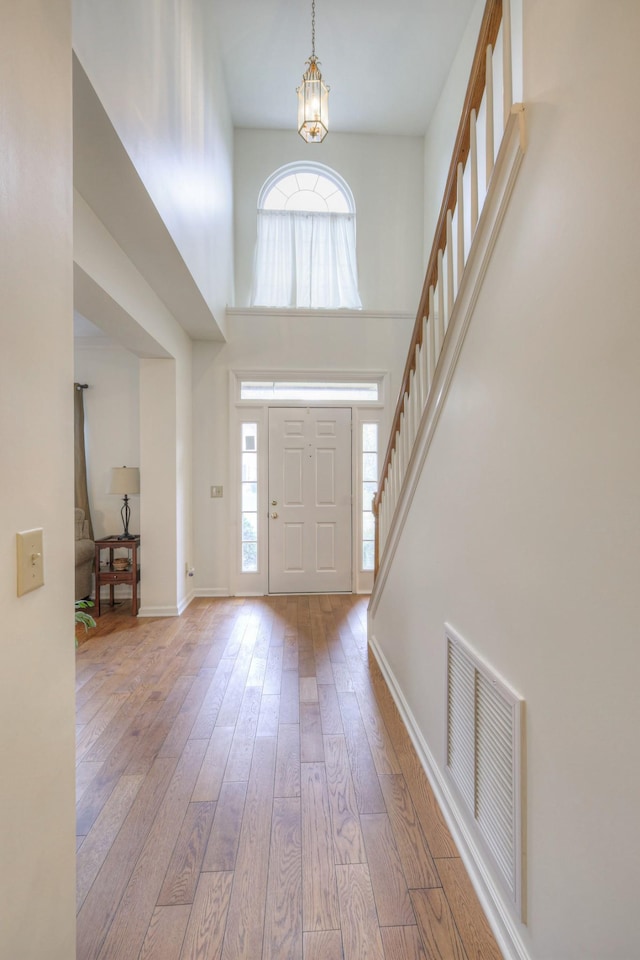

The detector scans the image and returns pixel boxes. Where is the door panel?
[283,448,304,504]
[284,523,304,571]
[316,449,336,504]
[316,523,336,570]
[269,407,351,593]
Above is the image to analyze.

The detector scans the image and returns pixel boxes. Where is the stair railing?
[374,0,523,576]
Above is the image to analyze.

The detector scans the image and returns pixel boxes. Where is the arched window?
[251,162,362,310]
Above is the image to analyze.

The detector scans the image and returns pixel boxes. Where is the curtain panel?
[251,210,362,310]
[74,383,94,540]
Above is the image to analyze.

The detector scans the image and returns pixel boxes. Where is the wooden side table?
[94,535,140,617]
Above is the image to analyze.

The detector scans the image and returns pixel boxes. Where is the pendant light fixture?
[297,0,329,143]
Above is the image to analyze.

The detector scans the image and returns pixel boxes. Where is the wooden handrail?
[373,0,503,525]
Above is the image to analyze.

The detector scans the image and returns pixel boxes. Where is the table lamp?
[109,466,140,539]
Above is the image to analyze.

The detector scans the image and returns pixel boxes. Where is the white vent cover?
[445,624,525,919]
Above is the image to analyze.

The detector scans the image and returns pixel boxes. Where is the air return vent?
[445,624,525,919]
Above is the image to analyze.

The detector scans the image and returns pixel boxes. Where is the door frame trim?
[228,370,387,597]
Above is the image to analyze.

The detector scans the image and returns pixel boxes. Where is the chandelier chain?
[311,0,316,58]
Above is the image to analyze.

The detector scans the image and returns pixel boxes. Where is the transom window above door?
[250,161,362,311]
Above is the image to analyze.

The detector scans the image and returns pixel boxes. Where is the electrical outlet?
[210,485,223,498]
[17,528,44,596]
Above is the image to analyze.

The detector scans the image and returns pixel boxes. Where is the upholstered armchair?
[75,508,94,601]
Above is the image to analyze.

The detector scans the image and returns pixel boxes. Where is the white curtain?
[251,209,362,309]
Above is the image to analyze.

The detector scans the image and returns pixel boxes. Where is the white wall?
[0,2,76,957]
[74,341,140,538]
[372,2,640,958]
[234,129,425,314]
[73,0,234,330]
[192,310,413,594]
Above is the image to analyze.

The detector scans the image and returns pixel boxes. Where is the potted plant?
[75,599,96,646]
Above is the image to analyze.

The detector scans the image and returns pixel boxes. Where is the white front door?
[268,407,352,593]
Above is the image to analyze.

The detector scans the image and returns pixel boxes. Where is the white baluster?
[411,367,419,441]
[446,211,454,328]
[428,286,436,384]
[408,370,416,450]
[457,162,464,287]
[403,393,410,465]
[393,439,400,499]
[486,43,494,186]
[437,250,445,356]
[420,317,429,404]
[503,0,513,128]
[414,341,422,414]
[470,108,478,234]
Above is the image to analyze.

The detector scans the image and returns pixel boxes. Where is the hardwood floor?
[76,595,503,960]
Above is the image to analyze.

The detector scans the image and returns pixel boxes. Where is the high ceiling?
[211,0,476,136]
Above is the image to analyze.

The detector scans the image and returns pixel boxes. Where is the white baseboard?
[137,604,180,618]
[194,587,231,598]
[368,630,531,960]
[177,590,195,615]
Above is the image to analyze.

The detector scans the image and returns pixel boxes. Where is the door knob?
[270,512,279,519]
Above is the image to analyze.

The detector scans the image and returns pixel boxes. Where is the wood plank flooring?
[76,595,503,960]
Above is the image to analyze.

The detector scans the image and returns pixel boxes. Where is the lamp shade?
[109,466,140,496]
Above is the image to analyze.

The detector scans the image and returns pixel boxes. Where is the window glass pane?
[363,481,377,505]
[242,513,258,541]
[240,383,274,400]
[242,423,257,451]
[242,542,258,572]
[242,452,257,482]
[240,422,259,574]
[240,380,379,402]
[362,511,375,541]
[315,177,338,199]
[242,482,257,512]
[362,423,378,452]
[262,187,288,211]
[363,452,378,482]
[286,191,327,212]
[362,540,375,571]
[325,192,349,213]
[276,174,298,197]
[296,172,319,191]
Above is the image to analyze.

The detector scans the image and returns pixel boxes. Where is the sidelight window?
[361,423,379,571]
[241,423,258,572]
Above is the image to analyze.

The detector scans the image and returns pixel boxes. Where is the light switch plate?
[210,485,223,498]
[17,528,44,596]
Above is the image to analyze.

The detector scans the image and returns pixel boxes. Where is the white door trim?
[228,370,387,597]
